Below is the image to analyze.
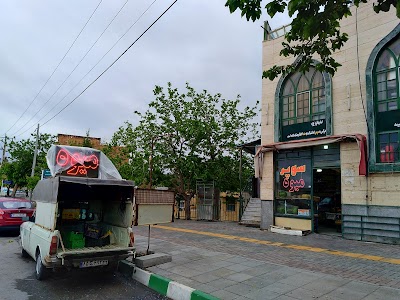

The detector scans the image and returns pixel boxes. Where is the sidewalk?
[131,220,400,300]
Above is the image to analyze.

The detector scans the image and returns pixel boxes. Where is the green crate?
[64,238,85,249]
[64,231,84,242]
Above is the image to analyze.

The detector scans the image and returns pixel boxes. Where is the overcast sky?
[0,0,290,144]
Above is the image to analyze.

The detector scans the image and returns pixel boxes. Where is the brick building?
[57,134,102,149]
[258,4,400,243]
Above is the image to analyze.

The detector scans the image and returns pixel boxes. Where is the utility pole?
[239,147,244,221]
[31,124,40,177]
[1,135,6,167]
[149,137,155,188]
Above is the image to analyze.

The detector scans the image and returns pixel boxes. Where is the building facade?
[259,4,400,244]
[57,133,102,148]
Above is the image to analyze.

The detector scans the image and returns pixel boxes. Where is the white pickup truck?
[20,145,135,280]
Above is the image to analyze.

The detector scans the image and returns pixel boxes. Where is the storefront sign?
[376,109,400,131]
[55,146,100,178]
[282,119,326,141]
[280,164,307,193]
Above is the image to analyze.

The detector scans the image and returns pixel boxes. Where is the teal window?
[374,38,400,164]
[274,60,332,143]
[281,68,326,126]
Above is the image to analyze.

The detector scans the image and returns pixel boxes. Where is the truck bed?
[57,244,135,258]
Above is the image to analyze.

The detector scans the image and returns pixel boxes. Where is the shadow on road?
[15,267,167,300]
[0,230,20,238]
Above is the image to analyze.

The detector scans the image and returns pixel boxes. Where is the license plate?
[79,260,108,268]
[11,213,26,218]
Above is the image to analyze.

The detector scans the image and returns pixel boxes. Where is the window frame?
[366,24,400,173]
[274,59,333,142]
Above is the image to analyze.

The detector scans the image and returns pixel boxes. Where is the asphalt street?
[0,231,168,300]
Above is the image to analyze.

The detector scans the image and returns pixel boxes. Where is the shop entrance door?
[313,168,341,235]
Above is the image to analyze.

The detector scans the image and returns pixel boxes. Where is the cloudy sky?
[0,0,290,144]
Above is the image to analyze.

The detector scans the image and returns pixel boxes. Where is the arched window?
[366,24,400,172]
[281,68,326,126]
[276,65,331,142]
[374,38,400,164]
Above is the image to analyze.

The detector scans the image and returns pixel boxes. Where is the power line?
[12,0,129,136]
[16,0,162,136]
[42,0,177,127]
[5,0,103,135]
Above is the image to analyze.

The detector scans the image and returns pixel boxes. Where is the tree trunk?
[11,184,18,197]
[185,194,191,220]
[184,192,195,220]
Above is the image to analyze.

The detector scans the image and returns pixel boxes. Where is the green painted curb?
[191,290,220,300]
[148,274,171,296]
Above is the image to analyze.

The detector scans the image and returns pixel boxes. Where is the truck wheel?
[35,251,48,280]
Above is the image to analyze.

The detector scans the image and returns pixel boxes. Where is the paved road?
[132,220,400,299]
[0,231,168,300]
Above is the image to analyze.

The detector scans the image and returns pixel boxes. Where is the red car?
[0,197,35,231]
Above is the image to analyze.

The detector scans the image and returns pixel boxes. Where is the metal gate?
[196,181,219,221]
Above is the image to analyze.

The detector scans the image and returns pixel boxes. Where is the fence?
[174,192,250,222]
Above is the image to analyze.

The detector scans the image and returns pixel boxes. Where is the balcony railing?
[263,1,356,41]
[263,21,291,41]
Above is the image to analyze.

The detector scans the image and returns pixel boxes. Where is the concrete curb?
[119,261,219,300]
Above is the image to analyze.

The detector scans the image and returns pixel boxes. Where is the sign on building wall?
[376,109,400,132]
[282,119,326,141]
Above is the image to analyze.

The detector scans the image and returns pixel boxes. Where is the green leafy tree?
[109,83,259,219]
[82,129,93,148]
[225,0,400,80]
[103,125,158,185]
[0,133,56,196]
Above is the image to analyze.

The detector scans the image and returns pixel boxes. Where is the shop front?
[274,144,341,233]
[256,134,367,234]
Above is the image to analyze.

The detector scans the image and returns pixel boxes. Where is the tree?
[109,83,259,219]
[225,0,400,80]
[103,123,157,185]
[82,129,93,148]
[0,133,56,196]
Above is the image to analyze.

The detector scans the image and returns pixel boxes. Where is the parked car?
[15,189,28,198]
[0,187,8,196]
[0,197,35,231]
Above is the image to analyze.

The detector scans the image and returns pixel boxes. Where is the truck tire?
[35,250,48,280]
